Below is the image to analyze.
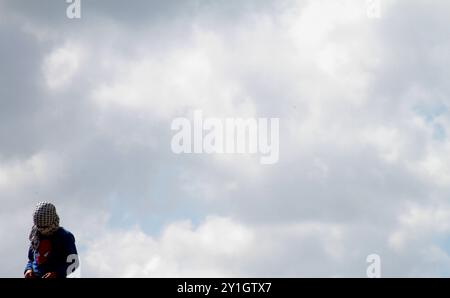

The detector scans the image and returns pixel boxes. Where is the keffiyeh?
[29,202,60,249]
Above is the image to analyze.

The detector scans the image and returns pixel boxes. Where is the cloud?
[1,0,450,277]
[43,42,84,89]
[81,215,354,277]
[82,216,254,277]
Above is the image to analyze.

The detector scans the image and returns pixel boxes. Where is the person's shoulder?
[55,227,75,240]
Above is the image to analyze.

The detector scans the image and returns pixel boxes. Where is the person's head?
[33,202,60,236]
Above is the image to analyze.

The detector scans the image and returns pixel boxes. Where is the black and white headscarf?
[29,202,60,250]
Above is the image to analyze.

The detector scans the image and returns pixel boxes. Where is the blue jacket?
[25,227,78,278]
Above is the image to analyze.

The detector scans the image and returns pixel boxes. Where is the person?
[24,202,78,278]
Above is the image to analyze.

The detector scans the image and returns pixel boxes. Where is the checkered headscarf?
[29,202,60,249]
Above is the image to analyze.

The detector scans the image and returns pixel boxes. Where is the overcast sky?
[1,0,450,277]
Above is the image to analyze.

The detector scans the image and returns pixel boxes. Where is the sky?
[1,0,450,277]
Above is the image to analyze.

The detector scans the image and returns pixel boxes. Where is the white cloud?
[90,27,258,120]
[81,216,353,277]
[82,216,254,277]
[389,204,450,252]
[43,42,84,90]
[0,153,61,193]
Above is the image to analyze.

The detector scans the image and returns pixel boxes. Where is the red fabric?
[36,240,52,265]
